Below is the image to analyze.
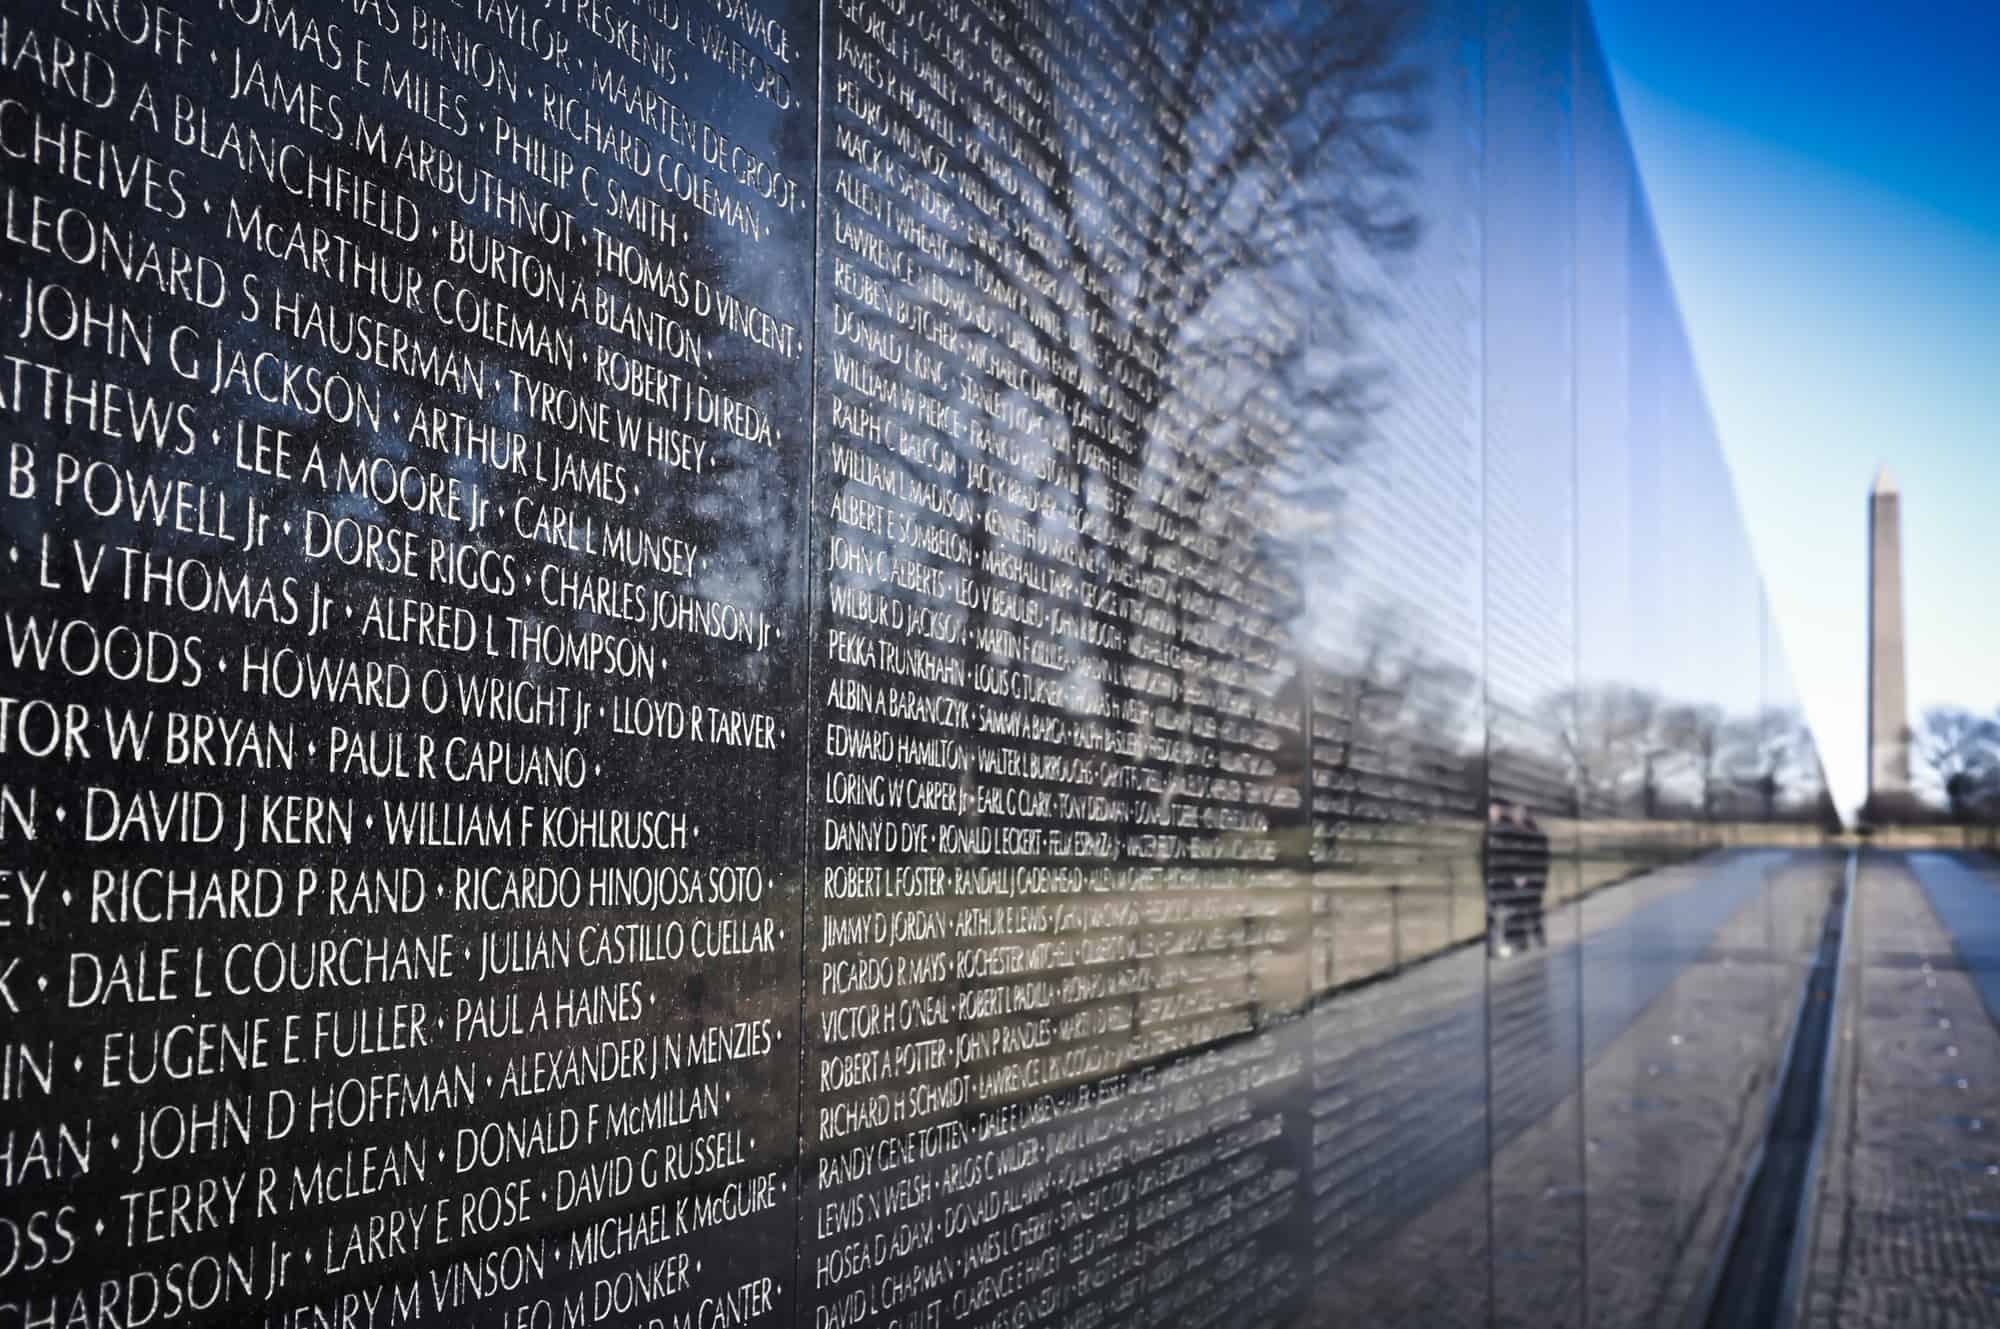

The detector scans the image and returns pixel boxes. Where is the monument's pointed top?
[1874,464,1898,495]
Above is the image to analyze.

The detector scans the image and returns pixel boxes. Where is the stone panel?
[0,2,1838,1329]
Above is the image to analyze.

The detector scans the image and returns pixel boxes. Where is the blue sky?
[1588,0,2000,817]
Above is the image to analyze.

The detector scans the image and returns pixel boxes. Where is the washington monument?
[1868,466,1911,805]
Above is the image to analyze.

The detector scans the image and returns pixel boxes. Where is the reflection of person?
[1481,799,1530,957]
[1521,810,1551,949]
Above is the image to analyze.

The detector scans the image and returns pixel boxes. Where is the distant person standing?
[1520,809,1552,948]
[1482,799,1530,957]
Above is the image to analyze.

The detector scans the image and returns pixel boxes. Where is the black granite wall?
[0,0,1834,1327]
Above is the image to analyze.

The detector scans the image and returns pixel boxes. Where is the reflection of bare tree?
[1318,609,1482,812]
[1915,705,1999,821]
[1541,684,1665,816]
[1728,706,1810,821]
[1661,702,1728,820]
[1526,689,1829,826]
[1046,0,1434,819]
[822,0,1435,842]
[1628,694,1682,819]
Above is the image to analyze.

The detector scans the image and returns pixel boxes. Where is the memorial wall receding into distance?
[0,0,1833,1327]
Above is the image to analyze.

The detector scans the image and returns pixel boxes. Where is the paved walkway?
[1798,852,2000,1329]
[1303,849,1842,1328]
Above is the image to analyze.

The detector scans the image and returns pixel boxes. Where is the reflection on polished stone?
[0,0,1836,1325]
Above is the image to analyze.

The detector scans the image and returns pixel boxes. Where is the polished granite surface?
[0,0,1835,1325]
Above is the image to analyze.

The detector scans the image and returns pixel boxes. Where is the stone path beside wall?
[1303,851,1840,1328]
[1799,854,2000,1329]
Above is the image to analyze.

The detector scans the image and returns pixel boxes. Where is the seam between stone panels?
[791,2,832,1322]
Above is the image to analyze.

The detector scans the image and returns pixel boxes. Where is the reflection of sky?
[1487,9,1776,748]
[1590,0,2000,815]
[1301,0,1482,698]
[1293,0,1805,795]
